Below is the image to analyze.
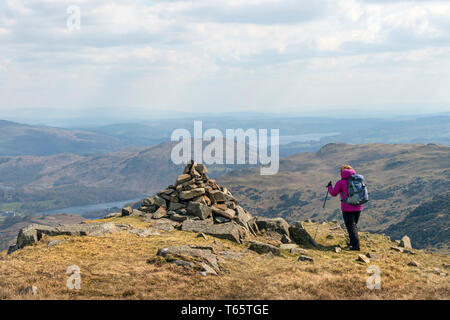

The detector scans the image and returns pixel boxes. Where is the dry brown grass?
[0,217,448,300]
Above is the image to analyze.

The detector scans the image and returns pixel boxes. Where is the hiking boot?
[349,246,360,251]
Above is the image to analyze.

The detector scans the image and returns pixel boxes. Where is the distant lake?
[0,184,14,190]
[40,198,142,216]
[245,132,340,147]
[278,133,340,145]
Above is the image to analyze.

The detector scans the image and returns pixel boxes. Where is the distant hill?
[218,143,450,251]
[0,143,179,212]
[0,140,254,214]
[0,120,127,156]
[88,115,450,149]
[385,192,449,251]
[2,114,449,157]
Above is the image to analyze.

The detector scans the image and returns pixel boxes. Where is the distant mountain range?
[1,114,449,157]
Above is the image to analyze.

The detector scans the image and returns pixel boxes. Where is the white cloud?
[0,0,449,116]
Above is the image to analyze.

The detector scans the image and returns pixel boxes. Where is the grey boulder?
[298,255,314,262]
[399,235,412,249]
[187,202,212,220]
[179,188,206,200]
[103,212,121,219]
[289,222,318,247]
[182,219,247,244]
[248,241,281,256]
[255,217,290,238]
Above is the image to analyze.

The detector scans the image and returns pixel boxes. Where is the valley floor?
[0,217,448,300]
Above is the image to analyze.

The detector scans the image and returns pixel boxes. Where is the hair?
[340,164,354,172]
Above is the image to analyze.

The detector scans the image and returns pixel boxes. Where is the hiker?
[327,165,364,251]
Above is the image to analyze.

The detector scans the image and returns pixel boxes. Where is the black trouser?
[342,211,361,249]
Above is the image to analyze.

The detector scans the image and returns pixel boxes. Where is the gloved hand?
[327,181,332,188]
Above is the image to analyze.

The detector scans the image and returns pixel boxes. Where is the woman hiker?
[327,164,363,251]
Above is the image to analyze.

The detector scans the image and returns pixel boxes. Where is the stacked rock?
[135,161,258,236]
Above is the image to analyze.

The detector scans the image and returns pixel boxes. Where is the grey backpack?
[343,174,369,205]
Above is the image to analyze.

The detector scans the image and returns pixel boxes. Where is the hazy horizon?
[2,107,450,128]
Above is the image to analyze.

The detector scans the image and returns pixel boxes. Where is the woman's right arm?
[328,180,342,197]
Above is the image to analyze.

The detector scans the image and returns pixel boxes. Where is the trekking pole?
[314,189,329,241]
[323,189,329,208]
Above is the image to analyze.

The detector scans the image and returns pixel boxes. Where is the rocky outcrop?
[8,223,130,254]
[289,222,318,247]
[187,202,212,220]
[121,206,133,216]
[400,235,412,249]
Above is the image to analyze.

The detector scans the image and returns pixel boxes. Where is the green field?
[0,200,56,214]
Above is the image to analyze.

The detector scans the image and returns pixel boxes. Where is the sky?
[1,0,450,123]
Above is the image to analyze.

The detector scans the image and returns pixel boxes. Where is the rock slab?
[249,241,281,256]
[289,222,318,247]
[182,219,247,244]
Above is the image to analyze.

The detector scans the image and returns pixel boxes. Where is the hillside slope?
[0,215,448,300]
[0,140,255,214]
[385,192,450,252]
[0,120,127,156]
[0,143,180,213]
[218,143,450,249]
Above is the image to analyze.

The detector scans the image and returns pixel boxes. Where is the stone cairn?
[125,161,259,242]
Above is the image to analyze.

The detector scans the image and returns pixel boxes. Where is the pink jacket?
[328,169,363,212]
